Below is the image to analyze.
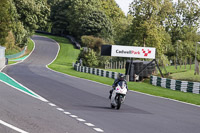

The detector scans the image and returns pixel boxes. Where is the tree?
[13,0,50,35]
[50,0,114,40]
[128,0,173,58]
[36,0,51,32]
[100,0,128,43]
[78,9,113,40]
[50,0,71,34]
[0,0,11,46]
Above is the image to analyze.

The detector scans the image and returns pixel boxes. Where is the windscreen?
[117,81,126,89]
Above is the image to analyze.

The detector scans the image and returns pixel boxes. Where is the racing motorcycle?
[110,81,127,110]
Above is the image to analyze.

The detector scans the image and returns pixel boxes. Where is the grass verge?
[5,46,21,55]
[106,64,200,82]
[8,38,35,65]
[169,70,200,82]
[36,33,200,106]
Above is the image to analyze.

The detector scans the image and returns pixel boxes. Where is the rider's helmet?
[118,74,125,81]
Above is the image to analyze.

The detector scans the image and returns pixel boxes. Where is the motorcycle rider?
[109,74,128,99]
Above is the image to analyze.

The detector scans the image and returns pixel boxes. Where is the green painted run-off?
[0,72,38,98]
[9,55,29,61]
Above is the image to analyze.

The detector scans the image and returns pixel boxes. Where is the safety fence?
[5,46,27,59]
[150,76,200,94]
[73,64,119,79]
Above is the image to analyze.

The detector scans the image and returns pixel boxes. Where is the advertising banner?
[111,45,156,59]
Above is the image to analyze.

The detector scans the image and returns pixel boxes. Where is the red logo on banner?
[142,49,151,56]
[131,50,140,55]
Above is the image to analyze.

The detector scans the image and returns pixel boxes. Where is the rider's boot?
[109,90,113,99]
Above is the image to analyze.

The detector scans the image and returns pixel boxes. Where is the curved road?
[2,35,200,133]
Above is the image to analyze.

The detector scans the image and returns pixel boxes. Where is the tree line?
[0,0,49,49]
[0,0,200,71]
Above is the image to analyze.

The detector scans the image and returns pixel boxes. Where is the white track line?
[70,115,78,118]
[37,36,200,109]
[85,123,95,127]
[64,112,71,115]
[1,36,105,133]
[76,118,86,122]
[48,103,56,107]
[0,120,28,133]
[56,108,64,112]
[0,39,48,102]
[94,128,104,132]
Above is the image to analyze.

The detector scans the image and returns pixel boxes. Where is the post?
[195,42,200,75]
[176,42,178,69]
[124,60,126,69]
[110,57,112,69]
[176,40,181,69]
[126,58,132,82]
[154,59,164,78]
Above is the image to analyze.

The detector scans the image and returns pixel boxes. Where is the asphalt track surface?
[1,35,200,133]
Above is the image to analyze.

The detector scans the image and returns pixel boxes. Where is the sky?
[115,0,132,15]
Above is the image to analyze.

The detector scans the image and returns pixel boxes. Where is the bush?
[81,36,105,52]
[78,48,99,67]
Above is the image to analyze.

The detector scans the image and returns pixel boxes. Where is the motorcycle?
[110,81,127,110]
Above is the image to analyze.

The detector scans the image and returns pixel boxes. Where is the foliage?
[100,0,129,43]
[5,32,15,49]
[81,36,105,52]
[167,0,200,45]
[80,35,113,68]
[128,0,173,58]
[0,0,11,46]
[50,0,70,34]
[78,9,114,40]
[13,0,50,34]
[78,48,99,67]
[50,0,114,40]
[0,0,50,48]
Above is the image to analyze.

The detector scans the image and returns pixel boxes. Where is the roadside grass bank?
[36,33,200,106]
[169,70,200,82]
[106,64,200,82]
[159,64,200,82]
[5,46,21,55]
[8,38,34,65]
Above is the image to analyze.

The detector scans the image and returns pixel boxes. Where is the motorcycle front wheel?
[116,96,122,110]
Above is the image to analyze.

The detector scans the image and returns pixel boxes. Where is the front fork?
[116,94,126,103]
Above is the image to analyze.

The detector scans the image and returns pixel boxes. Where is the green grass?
[8,38,34,65]
[5,46,21,55]
[36,33,200,106]
[160,64,195,74]
[169,70,200,82]
[25,38,35,56]
[159,64,200,82]
[106,64,200,82]
[8,61,17,65]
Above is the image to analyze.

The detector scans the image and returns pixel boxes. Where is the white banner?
[111,45,156,59]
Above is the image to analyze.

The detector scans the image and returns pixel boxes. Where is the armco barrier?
[150,76,200,94]
[73,64,119,79]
